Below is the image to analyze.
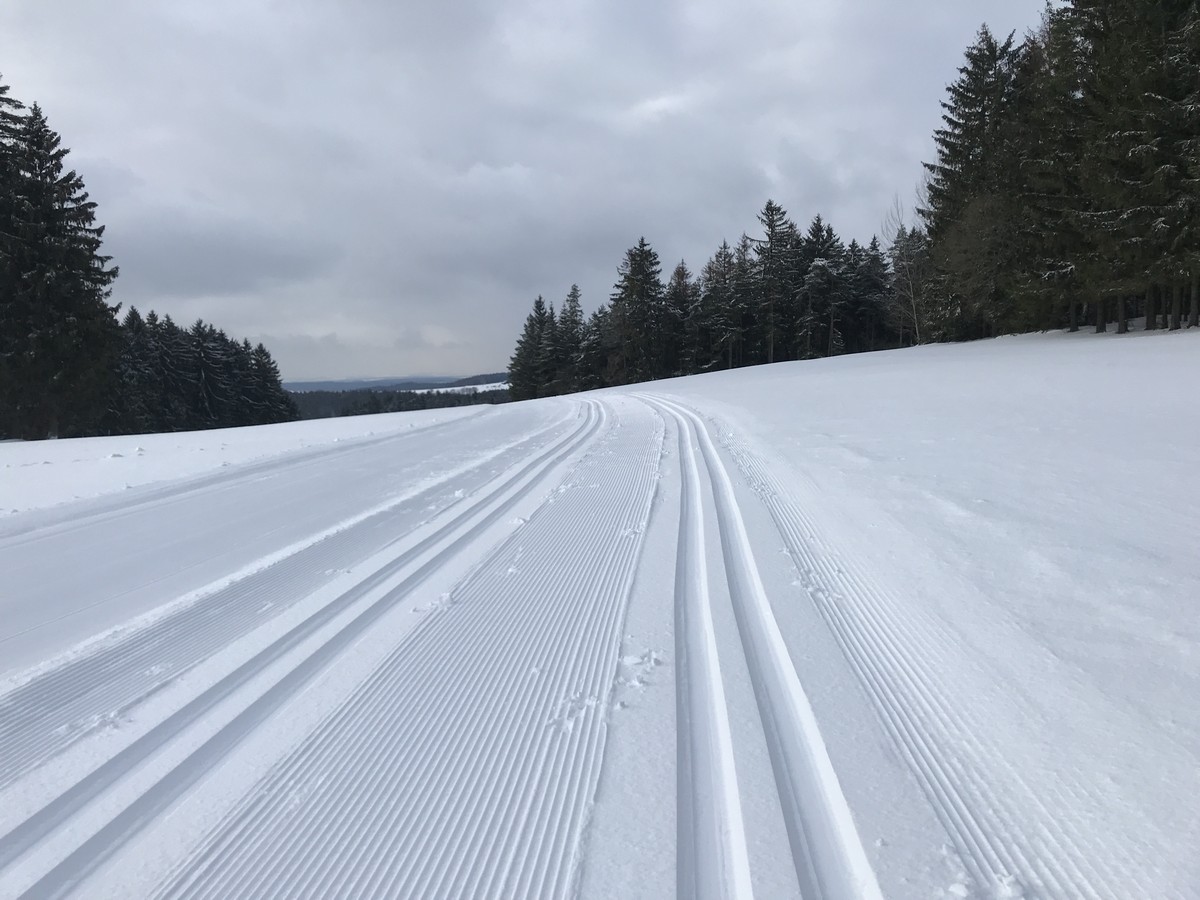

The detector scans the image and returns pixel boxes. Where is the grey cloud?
[111,211,333,302]
[0,0,1050,379]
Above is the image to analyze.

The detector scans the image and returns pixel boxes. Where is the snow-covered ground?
[0,407,480,516]
[0,328,1196,899]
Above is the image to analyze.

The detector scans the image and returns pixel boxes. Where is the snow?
[0,328,1197,899]
[0,407,482,516]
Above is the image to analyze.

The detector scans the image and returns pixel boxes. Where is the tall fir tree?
[608,237,664,385]
[507,296,549,401]
[753,199,798,363]
[0,102,120,438]
[556,284,584,393]
[921,26,1022,339]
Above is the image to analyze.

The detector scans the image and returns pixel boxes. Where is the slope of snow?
[0,408,483,516]
[0,328,1196,899]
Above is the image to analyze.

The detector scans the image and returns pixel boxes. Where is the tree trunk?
[1146,286,1158,330]
[1095,297,1107,333]
[1190,273,1199,328]
[1171,282,1183,330]
[1068,299,1079,332]
[1117,296,1128,333]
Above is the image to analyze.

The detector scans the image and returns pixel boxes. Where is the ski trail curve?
[646,395,884,900]
[145,396,663,900]
[0,400,605,899]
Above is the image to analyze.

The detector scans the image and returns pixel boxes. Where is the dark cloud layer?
[0,0,1048,379]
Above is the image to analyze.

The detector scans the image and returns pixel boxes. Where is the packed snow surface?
[0,328,1196,899]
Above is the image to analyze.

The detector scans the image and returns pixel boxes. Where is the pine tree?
[731,235,758,365]
[507,296,549,401]
[535,304,560,397]
[250,342,297,423]
[853,237,895,351]
[609,238,664,384]
[109,306,155,433]
[0,103,120,438]
[921,26,1022,339]
[577,306,613,390]
[662,261,698,377]
[556,284,584,392]
[1009,8,1092,331]
[697,240,738,370]
[753,199,798,363]
[1069,0,1167,330]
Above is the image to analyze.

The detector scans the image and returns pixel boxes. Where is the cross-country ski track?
[2,331,1199,898]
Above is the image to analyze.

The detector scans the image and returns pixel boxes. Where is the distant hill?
[445,372,507,388]
[285,376,460,393]
[286,373,509,393]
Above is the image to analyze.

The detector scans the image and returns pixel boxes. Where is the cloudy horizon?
[0,1,1049,380]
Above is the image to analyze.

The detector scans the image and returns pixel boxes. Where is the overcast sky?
[0,0,1049,380]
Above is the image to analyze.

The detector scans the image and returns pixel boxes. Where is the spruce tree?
[507,296,549,401]
[535,304,560,397]
[698,240,738,370]
[921,26,1021,339]
[609,238,663,384]
[556,284,584,392]
[0,103,120,438]
[753,199,798,363]
[250,342,297,423]
[577,306,613,390]
[662,261,699,377]
[730,235,757,365]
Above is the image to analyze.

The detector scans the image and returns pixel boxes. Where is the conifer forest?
[508,2,1200,399]
[0,79,295,440]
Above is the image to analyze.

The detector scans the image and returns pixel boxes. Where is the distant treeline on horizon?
[289,385,509,420]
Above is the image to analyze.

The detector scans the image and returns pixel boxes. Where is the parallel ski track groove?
[2,401,604,899]
[0,414,575,789]
[705,404,1134,900]
[151,398,662,900]
[647,395,884,900]
[648,399,754,900]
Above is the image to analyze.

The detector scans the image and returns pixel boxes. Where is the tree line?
[508,0,1199,399]
[919,1,1198,338]
[0,74,295,439]
[291,386,509,420]
[508,217,904,400]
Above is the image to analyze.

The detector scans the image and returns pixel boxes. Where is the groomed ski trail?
[140,396,663,900]
[0,400,606,899]
[646,395,883,900]
[0,405,577,790]
[676,397,1189,900]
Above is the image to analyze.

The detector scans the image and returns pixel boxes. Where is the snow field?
[0,407,482,517]
[0,401,599,896]
[145,398,660,899]
[1,328,1197,898]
